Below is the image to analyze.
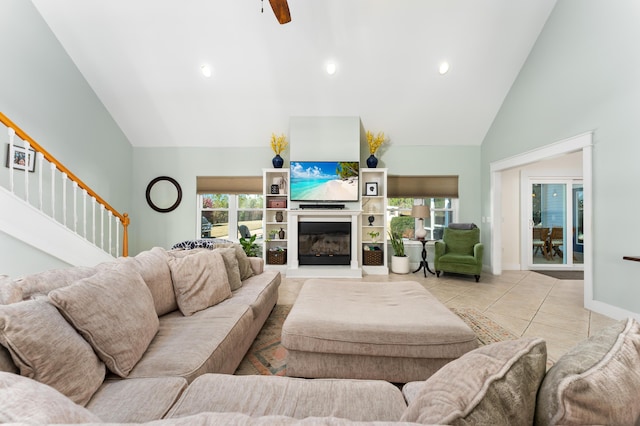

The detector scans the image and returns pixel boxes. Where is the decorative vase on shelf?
[275,211,283,222]
[278,228,285,239]
[272,154,284,168]
[366,154,378,168]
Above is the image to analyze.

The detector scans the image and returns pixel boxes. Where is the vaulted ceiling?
[32,0,557,148]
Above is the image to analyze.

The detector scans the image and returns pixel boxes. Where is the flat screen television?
[290,161,360,202]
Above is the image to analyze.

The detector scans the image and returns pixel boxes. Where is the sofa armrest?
[474,243,484,261]
[248,257,264,275]
[434,241,447,257]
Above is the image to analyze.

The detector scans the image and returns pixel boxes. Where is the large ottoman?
[281,280,477,383]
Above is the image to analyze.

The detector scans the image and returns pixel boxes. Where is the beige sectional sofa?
[2,248,640,425]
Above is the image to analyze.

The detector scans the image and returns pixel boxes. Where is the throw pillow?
[48,267,159,377]
[214,247,243,291]
[167,248,209,258]
[0,371,102,423]
[167,250,232,316]
[0,266,96,304]
[116,247,177,316]
[0,298,105,405]
[535,318,640,426]
[213,243,254,280]
[401,337,547,425]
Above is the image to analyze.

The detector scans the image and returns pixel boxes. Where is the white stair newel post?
[72,182,78,233]
[23,141,30,202]
[37,153,44,210]
[92,197,97,244]
[50,163,56,220]
[108,210,113,255]
[83,189,88,238]
[8,128,15,193]
[61,172,68,226]
[100,204,105,250]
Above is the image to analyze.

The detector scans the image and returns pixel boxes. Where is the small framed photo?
[270,184,280,194]
[365,182,378,196]
[5,144,35,172]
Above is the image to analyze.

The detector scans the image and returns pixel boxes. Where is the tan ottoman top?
[281,280,477,359]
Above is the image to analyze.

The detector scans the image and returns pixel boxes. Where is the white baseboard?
[585,298,640,321]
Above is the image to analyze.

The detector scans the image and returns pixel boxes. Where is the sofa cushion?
[0,371,102,423]
[49,267,159,377]
[166,374,407,421]
[0,297,105,405]
[168,250,232,316]
[127,304,253,382]
[86,377,187,423]
[535,318,640,426]
[214,247,243,291]
[117,247,177,316]
[216,269,281,318]
[0,266,96,304]
[401,337,547,425]
[213,243,254,280]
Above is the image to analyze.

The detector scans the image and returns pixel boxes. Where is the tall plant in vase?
[365,130,386,168]
[388,230,410,274]
[270,133,288,168]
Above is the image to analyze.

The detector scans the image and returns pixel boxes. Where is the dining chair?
[532,227,550,260]
[549,227,564,258]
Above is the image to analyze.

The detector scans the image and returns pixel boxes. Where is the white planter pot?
[391,256,410,274]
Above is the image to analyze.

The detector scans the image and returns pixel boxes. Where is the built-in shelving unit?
[262,168,290,269]
[262,166,389,275]
[360,168,388,274]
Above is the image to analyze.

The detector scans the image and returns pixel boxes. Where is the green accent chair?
[434,227,484,282]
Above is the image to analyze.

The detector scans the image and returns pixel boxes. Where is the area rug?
[234,305,525,377]
[449,307,519,346]
[535,270,584,280]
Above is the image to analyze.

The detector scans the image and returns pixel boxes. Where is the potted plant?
[367,230,380,243]
[267,229,278,241]
[239,234,259,257]
[388,230,410,274]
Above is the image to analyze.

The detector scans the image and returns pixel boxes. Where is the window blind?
[196,176,262,195]
[387,175,459,198]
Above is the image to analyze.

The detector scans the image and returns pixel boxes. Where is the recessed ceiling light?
[439,62,450,75]
[201,64,213,78]
[326,62,337,75]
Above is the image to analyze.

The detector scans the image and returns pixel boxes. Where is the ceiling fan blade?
[268,0,291,24]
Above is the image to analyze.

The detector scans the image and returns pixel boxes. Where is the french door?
[526,179,584,269]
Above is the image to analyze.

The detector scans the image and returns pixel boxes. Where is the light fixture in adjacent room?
[326,62,337,75]
[439,61,450,75]
[411,205,430,239]
[201,64,213,78]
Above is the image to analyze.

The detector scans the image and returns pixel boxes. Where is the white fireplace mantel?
[286,209,362,278]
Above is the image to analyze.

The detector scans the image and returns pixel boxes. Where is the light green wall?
[130,147,274,254]
[131,144,481,254]
[0,1,133,275]
[481,1,640,314]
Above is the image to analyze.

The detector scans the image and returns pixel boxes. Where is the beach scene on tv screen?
[290,161,359,201]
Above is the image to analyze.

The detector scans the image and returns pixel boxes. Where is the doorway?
[489,131,592,298]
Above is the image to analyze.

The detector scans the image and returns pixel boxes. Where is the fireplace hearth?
[298,222,351,266]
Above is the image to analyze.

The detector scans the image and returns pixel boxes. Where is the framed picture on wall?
[365,182,378,196]
[5,144,35,172]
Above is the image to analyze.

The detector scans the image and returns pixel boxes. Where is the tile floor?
[277,270,618,362]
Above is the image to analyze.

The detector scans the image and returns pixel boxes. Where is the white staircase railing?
[1,112,129,261]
